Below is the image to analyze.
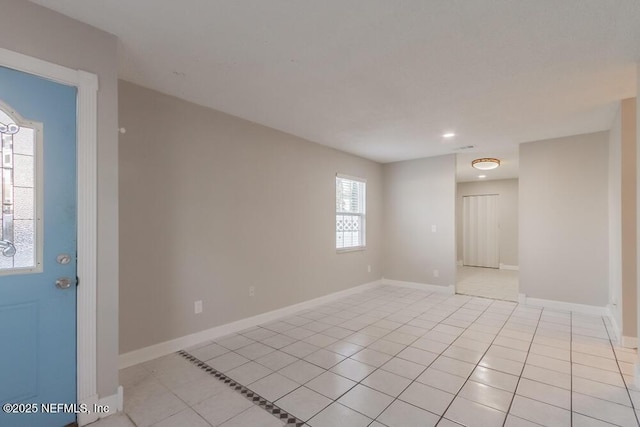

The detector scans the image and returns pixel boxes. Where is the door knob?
[55,277,75,289]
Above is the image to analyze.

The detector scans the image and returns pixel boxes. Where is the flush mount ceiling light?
[442,132,456,138]
[472,158,500,170]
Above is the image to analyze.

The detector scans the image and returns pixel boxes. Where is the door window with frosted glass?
[0,103,41,272]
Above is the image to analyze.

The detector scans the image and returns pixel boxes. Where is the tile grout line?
[563,316,637,427]
[186,286,442,425]
[181,287,627,427]
[315,290,450,424]
[537,336,640,394]
[130,360,217,427]
[499,306,544,427]
[253,288,446,424]
[124,287,634,427]
[178,350,306,427]
[507,312,625,427]
[281,292,542,426]
[201,289,402,400]
[456,290,518,303]
[600,316,640,426]
[336,293,521,425]
[289,287,464,423]
[381,295,511,423]
[197,289,488,425]
[425,299,524,426]
[367,294,507,426]
[299,289,464,424]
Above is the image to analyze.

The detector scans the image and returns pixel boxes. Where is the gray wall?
[456,179,519,267]
[118,81,383,353]
[0,0,119,397]
[520,132,609,306]
[382,155,456,287]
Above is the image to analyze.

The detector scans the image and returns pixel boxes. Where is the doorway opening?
[455,153,519,301]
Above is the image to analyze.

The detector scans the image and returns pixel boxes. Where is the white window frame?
[336,173,366,252]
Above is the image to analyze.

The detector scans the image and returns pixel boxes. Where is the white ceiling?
[32,1,640,168]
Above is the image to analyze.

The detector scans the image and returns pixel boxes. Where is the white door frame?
[0,48,99,424]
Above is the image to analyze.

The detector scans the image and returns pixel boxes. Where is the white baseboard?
[97,386,123,418]
[605,306,637,348]
[78,394,98,426]
[607,305,622,344]
[119,279,383,369]
[381,278,455,295]
[622,336,638,349]
[77,386,123,426]
[519,294,608,316]
[593,304,640,349]
[457,261,518,271]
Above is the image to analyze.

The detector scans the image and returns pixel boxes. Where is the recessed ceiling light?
[442,132,456,138]
[472,158,500,170]
[478,175,486,179]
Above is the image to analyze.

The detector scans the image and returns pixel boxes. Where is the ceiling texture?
[31,0,640,180]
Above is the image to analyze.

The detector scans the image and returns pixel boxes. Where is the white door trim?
[0,48,99,424]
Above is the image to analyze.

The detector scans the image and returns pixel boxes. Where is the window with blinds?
[336,174,366,250]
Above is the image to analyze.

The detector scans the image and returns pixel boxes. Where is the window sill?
[336,246,366,254]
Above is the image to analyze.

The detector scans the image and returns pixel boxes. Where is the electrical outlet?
[194,300,203,314]
[433,270,439,278]
[431,224,437,232]
[249,286,255,297]
[367,265,372,273]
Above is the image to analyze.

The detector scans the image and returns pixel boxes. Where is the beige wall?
[609,98,637,339]
[610,105,623,329]
[118,81,383,353]
[0,0,119,397]
[621,98,637,338]
[456,179,519,267]
[520,132,609,306]
[382,155,457,287]
[636,67,640,354]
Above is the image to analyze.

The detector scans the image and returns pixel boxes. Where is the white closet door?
[463,194,499,268]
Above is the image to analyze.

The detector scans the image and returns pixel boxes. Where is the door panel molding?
[0,48,100,425]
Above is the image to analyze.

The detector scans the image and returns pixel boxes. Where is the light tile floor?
[456,266,519,301]
[91,285,640,426]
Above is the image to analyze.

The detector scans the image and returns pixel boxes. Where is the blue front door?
[0,66,78,426]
